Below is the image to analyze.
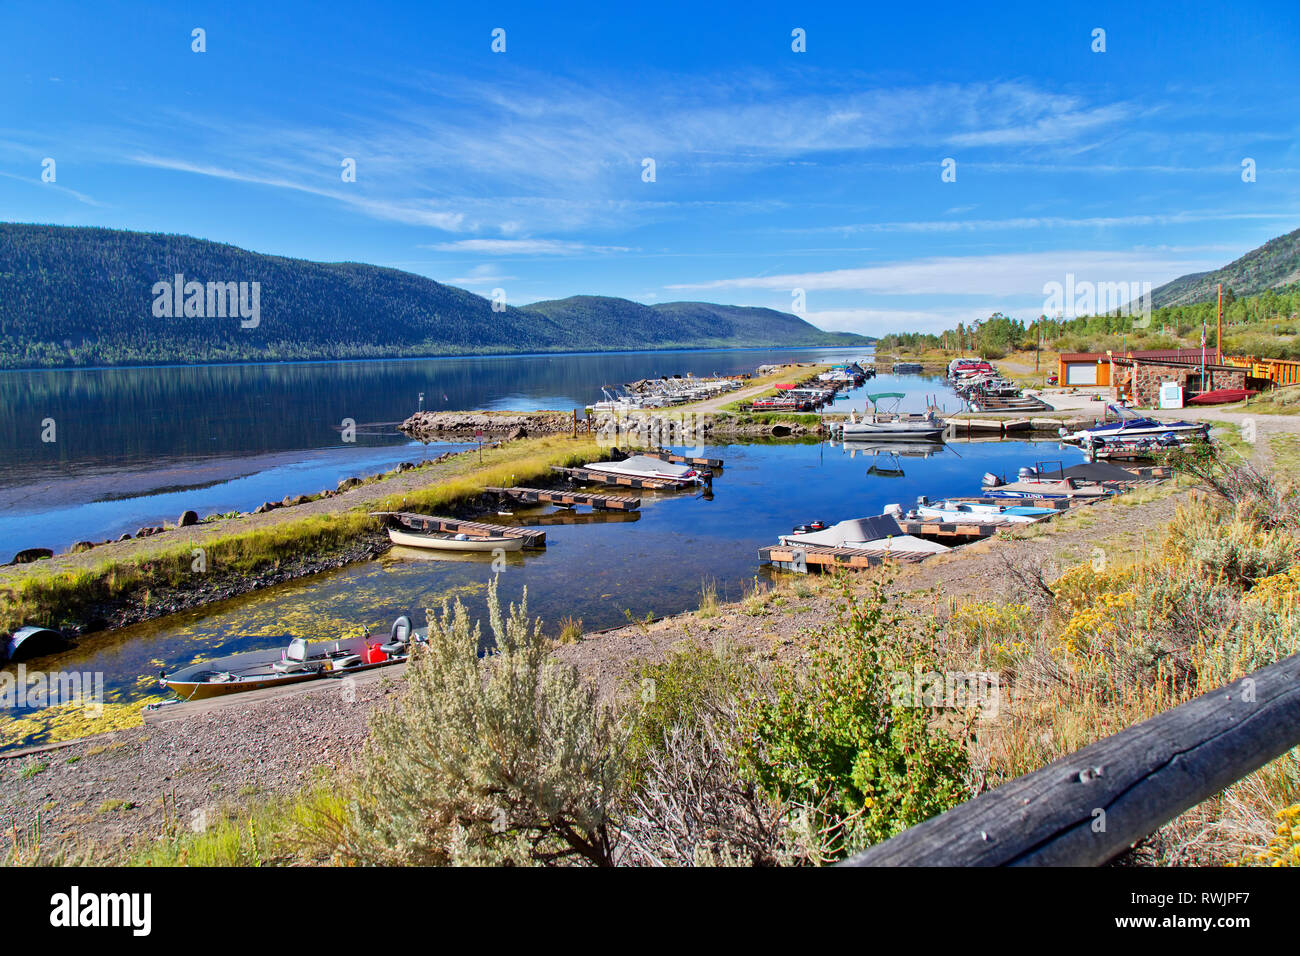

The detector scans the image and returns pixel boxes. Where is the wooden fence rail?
[843,652,1300,866]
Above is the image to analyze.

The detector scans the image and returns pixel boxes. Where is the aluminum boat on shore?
[159,616,423,700]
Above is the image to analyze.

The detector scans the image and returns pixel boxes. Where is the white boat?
[387,528,524,551]
[912,500,1055,523]
[832,393,946,441]
[1061,404,1209,443]
[779,514,949,554]
[582,454,705,484]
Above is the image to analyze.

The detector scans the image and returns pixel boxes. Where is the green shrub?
[737,578,970,857]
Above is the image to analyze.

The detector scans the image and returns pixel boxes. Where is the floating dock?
[640,449,724,469]
[758,543,934,573]
[551,465,698,490]
[372,512,547,548]
[484,486,641,511]
[898,517,1037,541]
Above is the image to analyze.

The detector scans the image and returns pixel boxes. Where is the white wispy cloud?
[667,249,1225,297]
[422,239,631,256]
[795,210,1300,236]
[0,169,104,207]
[99,74,1157,236]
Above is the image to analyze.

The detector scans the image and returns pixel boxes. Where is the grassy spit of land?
[6,410,1300,867]
[0,435,604,636]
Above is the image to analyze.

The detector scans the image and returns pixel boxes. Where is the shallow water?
[1,435,1083,746]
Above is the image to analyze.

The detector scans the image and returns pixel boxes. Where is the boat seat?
[332,654,362,670]
[381,615,412,656]
[272,638,313,674]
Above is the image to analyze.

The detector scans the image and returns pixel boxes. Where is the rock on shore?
[400,411,576,440]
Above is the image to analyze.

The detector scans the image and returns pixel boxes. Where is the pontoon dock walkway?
[484,487,641,511]
[550,465,701,490]
[759,543,933,572]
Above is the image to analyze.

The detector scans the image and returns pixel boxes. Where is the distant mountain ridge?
[1151,227,1300,308]
[0,223,868,368]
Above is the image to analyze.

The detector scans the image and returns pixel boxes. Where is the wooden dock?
[372,512,547,548]
[640,449,724,469]
[898,518,1031,540]
[551,465,697,490]
[484,486,641,511]
[759,543,934,573]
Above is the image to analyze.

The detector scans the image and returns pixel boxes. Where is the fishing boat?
[582,454,708,484]
[911,497,1056,523]
[387,527,524,552]
[1061,404,1208,443]
[831,393,946,441]
[980,477,1112,499]
[779,512,950,554]
[159,616,423,700]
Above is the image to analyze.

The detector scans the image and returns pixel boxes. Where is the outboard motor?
[916,495,930,507]
[882,503,903,517]
[1018,466,1035,479]
[982,472,1002,487]
[1057,426,1069,438]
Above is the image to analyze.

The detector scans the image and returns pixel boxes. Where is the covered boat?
[583,454,707,484]
[159,616,423,700]
[779,514,949,554]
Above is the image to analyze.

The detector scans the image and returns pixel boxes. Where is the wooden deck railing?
[843,652,1300,866]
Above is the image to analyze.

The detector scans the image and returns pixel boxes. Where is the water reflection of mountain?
[0,347,874,477]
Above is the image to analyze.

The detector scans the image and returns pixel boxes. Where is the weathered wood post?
[843,652,1300,866]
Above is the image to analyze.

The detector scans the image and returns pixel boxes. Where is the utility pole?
[1217,283,1223,365]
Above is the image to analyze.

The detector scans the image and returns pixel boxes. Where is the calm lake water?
[3,435,1083,745]
[0,347,961,560]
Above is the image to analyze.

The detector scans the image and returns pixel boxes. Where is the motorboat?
[159,616,423,700]
[910,497,1056,523]
[831,392,946,441]
[1061,404,1209,443]
[387,528,524,551]
[779,512,950,554]
[582,454,707,484]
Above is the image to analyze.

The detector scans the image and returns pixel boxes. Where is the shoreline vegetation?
[5,439,1300,866]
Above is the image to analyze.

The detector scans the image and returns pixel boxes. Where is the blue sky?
[3,0,1299,334]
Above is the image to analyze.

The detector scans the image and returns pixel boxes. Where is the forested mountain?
[0,224,867,368]
[525,295,865,351]
[1151,227,1300,307]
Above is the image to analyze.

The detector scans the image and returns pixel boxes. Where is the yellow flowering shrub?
[1051,563,1139,614]
[1245,804,1300,867]
[1057,592,1136,659]
[951,601,1033,646]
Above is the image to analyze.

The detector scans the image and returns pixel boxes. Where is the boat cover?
[592,455,694,478]
[786,515,905,548]
[1059,462,1143,482]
